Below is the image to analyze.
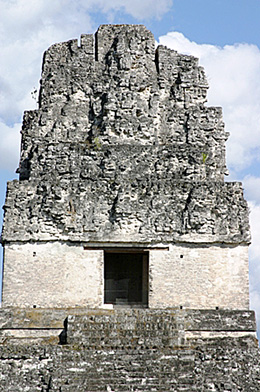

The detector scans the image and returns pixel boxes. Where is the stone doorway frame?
[104,249,149,307]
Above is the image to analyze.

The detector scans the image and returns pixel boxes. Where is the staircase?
[0,308,259,391]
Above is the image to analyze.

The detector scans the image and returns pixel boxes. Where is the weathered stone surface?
[1,24,250,244]
[65,309,257,347]
[2,243,249,309]
[149,244,249,310]
[0,307,87,329]
[0,24,257,390]
[0,309,259,391]
[1,339,259,391]
[2,243,104,308]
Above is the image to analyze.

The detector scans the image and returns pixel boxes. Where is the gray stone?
[1,25,250,245]
[0,24,258,391]
[0,309,259,391]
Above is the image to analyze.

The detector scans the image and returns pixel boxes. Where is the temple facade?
[1,25,250,311]
[1,25,260,392]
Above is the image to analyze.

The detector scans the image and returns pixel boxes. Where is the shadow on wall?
[0,169,19,305]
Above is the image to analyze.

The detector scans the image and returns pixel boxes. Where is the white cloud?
[158,32,260,174]
[243,176,260,204]
[250,288,260,339]
[159,32,260,334]
[0,0,95,124]
[243,178,260,336]
[0,0,172,171]
[0,121,20,171]
[0,0,260,336]
[249,202,260,264]
[88,0,173,20]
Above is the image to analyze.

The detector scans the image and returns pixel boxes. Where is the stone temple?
[0,25,260,391]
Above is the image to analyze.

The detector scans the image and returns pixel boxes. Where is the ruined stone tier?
[1,24,250,244]
[18,24,227,183]
[2,178,250,244]
[18,104,228,182]
[0,309,259,391]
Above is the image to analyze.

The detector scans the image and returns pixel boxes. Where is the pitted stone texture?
[65,309,256,347]
[0,309,259,391]
[1,24,250,244]
[0,308,87,345]
[1,308,255,346]
[3,179,249,243]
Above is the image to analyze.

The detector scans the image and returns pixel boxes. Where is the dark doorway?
[104,251,148,306]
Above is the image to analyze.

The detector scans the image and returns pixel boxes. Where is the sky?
[0,0,260,333]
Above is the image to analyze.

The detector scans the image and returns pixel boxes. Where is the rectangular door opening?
[104,251,148,307]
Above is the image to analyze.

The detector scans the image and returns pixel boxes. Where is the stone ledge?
[0,307,255,330]
[0,307,88,329]
[185,309,256,331]
[64,308,257,348]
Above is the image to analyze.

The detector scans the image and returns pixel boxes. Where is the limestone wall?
[2,243,103,308]
[2,242,249,309]
[149,245,249,309]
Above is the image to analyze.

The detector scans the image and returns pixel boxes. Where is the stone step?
[0,335,260,391]
[0,307,87,345]
[65,308,256,347]
[0,308,256,347]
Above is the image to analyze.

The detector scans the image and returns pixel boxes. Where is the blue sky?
[1,0,260,332]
